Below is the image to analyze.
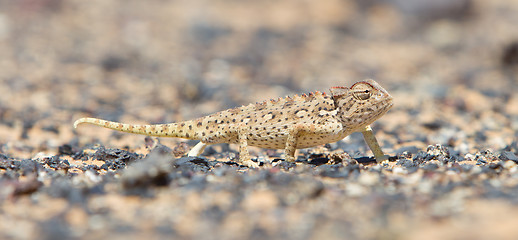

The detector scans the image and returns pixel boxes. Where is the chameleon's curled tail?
[73,117,199,139]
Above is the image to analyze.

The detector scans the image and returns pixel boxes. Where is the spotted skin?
[74,79,393,167]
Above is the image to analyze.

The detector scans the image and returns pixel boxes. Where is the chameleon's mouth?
[368,96,393,124]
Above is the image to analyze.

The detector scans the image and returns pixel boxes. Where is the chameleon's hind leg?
[361,125,389,163]
[237,127,260,168]
[284,126,300,162]
[188,141,208,157]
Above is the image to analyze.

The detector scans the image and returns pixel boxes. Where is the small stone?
[358,172,379,186]
[503,160,517,170]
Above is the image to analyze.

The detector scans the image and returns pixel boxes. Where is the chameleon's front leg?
[238,127,260,168]
[361,125,389,163]
[284,125,303,162]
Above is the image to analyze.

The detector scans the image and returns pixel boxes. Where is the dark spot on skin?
[189,125,192,130]
[284,102,294,107]
[186,133,190,138]
[206,126,209,130]
[283,126,288,129]
[180,123,185,127]
[210,131,214,134]
[232,119,236,123]
[202,132,206,136]
[197,122,203,127]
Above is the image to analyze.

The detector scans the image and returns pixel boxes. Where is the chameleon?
[74,79,393,168]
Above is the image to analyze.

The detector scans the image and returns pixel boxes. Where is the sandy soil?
[1,0,518,239]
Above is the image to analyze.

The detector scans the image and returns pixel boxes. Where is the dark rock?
[397,159,418,169]
[57,144,75,156]
[93,146,142,170]
[100,54,126,71]
[396,146,420,155]
[422,163,439,171]
[12,176,43,197]
[274,160,296,170]
[308,157,330,166]
[499,151,518,163]
[44,156,70,172]
[120,150,176,191]
[317,164,349,178]
[502,42,518,66]
[174,156,213,172]
[0,155,42,176]
[422,121,443,130]
[396,151,413,159]
[355,156,376,164]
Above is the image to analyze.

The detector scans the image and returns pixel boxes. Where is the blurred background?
[1,0,516,157]
[1,0,518,239]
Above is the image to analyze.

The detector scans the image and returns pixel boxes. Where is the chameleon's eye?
[351,82,374,100]
[353,89,372,100]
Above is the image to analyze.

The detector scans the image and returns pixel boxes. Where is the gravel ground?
[1,0,518,239]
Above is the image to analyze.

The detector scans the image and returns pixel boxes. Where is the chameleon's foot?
[284,155,296,163]
[241,159,260,168]
[375,154,390,163]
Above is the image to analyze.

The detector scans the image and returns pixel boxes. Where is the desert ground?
[1,0,518,239]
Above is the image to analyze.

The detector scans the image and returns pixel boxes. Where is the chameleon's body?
[74,79,393,167]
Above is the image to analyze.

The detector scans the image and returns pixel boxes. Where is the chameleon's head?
[330,79,393,130]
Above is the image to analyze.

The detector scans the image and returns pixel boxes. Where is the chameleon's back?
[198,91,341,149]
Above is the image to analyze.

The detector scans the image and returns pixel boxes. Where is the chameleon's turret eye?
[351,82,374,100]
[353,89,371,100]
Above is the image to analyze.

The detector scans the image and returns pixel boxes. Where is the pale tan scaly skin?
[74,79,393,167]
